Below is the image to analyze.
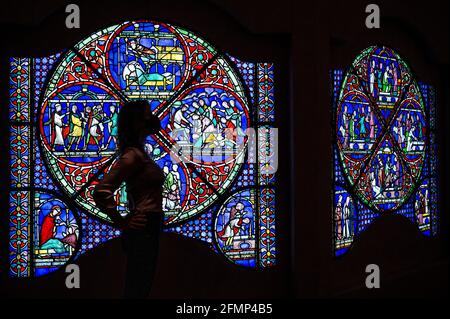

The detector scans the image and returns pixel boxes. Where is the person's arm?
[93,148,141,229]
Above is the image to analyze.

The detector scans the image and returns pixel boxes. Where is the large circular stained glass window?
[38,20,250,224]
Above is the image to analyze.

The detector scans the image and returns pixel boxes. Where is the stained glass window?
[332,46,439,256]
[9,20,277,277]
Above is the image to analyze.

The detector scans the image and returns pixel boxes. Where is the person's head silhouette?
[117,100,161,152]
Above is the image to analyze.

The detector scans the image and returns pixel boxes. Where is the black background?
[0,0,448,298]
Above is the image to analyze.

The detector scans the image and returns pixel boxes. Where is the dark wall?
[0,0,448,298]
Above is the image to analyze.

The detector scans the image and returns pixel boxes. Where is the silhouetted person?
[93,100,165,298]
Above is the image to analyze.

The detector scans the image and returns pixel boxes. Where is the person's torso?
[125,147,165,214]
